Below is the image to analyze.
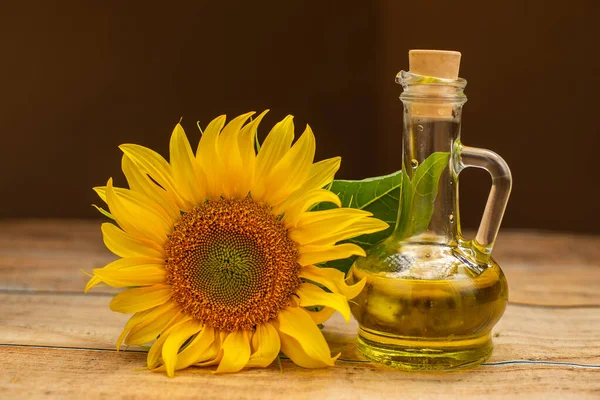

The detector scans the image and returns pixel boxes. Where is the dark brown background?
[1,1,599,232]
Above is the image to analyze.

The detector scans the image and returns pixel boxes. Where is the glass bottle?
[348,50,512,370]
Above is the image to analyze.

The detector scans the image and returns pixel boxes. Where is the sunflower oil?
[347,242,508,370]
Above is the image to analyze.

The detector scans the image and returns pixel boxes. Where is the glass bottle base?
[357,328,492,371]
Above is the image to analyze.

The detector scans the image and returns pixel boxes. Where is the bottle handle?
[455,143,512,259]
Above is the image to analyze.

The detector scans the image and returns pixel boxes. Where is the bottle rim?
[396,70,467,89]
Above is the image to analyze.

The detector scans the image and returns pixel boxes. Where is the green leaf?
[314,152,450,273]
[397,152,450,239]
[314,170,403,273]
[394,170,413,240]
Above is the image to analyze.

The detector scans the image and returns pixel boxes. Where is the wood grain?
[0,220,117,293]
[2,293,599,365]
[1,220,600,399]
[493,231,600,306]
[1,221,600,305]
[1,346,598,400]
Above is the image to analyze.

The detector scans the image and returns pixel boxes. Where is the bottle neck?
[392,71,467,245]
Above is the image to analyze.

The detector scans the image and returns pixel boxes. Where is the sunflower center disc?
[166,197,300,331]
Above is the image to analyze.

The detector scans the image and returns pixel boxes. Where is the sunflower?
[86,111,388,375]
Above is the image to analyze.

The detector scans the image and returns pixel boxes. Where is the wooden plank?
[1,222,599,399]
[0,293,131,351]
[325,305,600,365]
[502,264,600,306]
[492,231,600,306]
[1,346,598,400]
[2,293,599,365]
[0,219,103,252]
[1,220,600,304]
[0,219,117,293]
[493,230,600,265]
[0,251,117,294]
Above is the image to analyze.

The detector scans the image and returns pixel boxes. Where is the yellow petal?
[309,218,389,247]
[118,300,178,349]
[194,331,225,367]
[121,155,180,221]
[162,319,203,377]
[215,330,251,373]
[119,143,187,210]
[196,351,223,367]
[84,275,103,293]
[267,156,341,219]
[96,256,165,268]
[94,185,173,229]
[297,243,365,266]
[279,331,340,369]
[88,256,166,291]
[169,325,215,370]
[301,156,341,191]
[217,112,255,198]
[290,209,373,245]
[101,179,172,246]
[305,307,336,325]
[294,207,371,228]
[278,189,341,228]
[197,115,226,156]
[116,309,151,351]
[147,333,170,369]
[196,115,226,199]
[299,264,366,300]
[147,317,191,369]
[126,304,182,346]
[101,223,165,259]
[169,123,206,207]
[252,115,295,200]
[294,207,370,225]
[238,110,268,190]
[218,113,254,160]
[276,306,337,368]
[261,124,316,205]
[93,264,166,288]
[296,283,351,322]
[247,322,280,368]
[109,284,172,314]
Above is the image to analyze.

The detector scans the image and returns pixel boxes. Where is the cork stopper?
[405,49,462,119]
[409,50,461,79]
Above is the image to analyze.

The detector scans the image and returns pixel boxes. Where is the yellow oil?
[347,244,508,370]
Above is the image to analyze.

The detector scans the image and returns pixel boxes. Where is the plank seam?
[0,289,115,297]
[483,360,600,369]
[0,343,145,353]
[2,344,599,370]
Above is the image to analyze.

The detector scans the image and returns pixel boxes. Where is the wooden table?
[1,220,599,399]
